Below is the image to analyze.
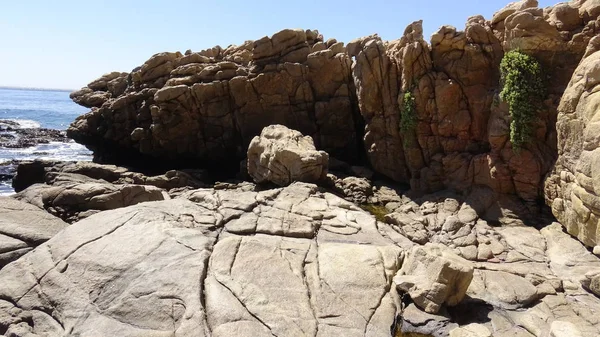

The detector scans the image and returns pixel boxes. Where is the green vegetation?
[360,204,388,222]
[399,92,417,134]
[499,50,545,150]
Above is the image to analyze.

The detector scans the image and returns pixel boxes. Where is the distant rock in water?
[0,119,68,149]
[0,120,75,194]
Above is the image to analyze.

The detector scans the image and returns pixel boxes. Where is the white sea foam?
[0,140,92,163]
[0,181,14,196]
[0,141,92,195]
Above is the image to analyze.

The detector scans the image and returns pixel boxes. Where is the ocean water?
[0,88,92,194]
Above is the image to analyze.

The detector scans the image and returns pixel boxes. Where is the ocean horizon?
[0,85,76,93]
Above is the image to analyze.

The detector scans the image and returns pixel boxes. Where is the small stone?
[477,244,494,261]
[443,216,464,232]
[563,281,580,291]
[550,320,583,337]
[489,239,505,255]
[594,246,600,256]
[443,198,460,213]
[458,245,478,261]
[385,202,402,212]
[457,205,478,223]
[394,244,474,314]
[536,282,557,296]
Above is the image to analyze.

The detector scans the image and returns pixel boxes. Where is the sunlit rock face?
[545,36,600,248]
[69,1,599,207]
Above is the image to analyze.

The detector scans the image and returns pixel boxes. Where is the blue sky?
[0,0,558,90]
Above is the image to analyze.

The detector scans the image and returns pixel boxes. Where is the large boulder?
[394,243,474,314]
[67,1,600,207]
[247,125,329,186]
[13,160,209,193]
[467,269,540,309]
[545,36,600,247]
[0,197,67,268]
[14,180,168,222]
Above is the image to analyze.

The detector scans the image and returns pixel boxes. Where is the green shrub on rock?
[400,92,417,134]
[499,50,545,150]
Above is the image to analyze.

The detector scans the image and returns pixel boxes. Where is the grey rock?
[14,181,168,223]
[467,269,539,309]
[247,125,329,186]
[394,244,474,314]
[399,303,457,337]
[0,197,67,269]
[0,183,405,336]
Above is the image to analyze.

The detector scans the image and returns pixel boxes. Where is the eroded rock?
[0,182,404,336]
[545,36,600,248]
[394,244,474,314]
[247,125,329,186]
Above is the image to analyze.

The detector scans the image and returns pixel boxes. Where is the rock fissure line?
[212,276,278,337]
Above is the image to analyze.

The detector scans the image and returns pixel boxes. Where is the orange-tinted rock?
[69,1,600,206]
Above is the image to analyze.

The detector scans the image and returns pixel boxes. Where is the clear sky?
[0,0,558,90]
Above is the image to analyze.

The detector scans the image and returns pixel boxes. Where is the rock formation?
[545,35,600,248]
[394,244,474,314]
[3,168,600,336]
[0,183,404,336]
[0,120,68,149]
[11,160,209,222]
[3,0,600,336]
[69,29,360,172]
[68,0,599,207]
[247,125,329,186]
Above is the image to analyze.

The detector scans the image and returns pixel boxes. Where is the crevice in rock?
[213,276,277,337]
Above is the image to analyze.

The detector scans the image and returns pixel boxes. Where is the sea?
[0,88,92,195]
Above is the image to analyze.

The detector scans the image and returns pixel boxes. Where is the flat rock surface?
[0,197,68,269]
[2,181,600,336]
[0,183,403,337]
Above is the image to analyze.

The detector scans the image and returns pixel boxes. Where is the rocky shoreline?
[2,152,600,336]
[0,120,68,149]
[1,0,600,336]
[0,119,74,193]
[2,124,600,336]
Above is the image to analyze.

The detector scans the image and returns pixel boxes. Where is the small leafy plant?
[499,50,545,150]
[399,92,417,134]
